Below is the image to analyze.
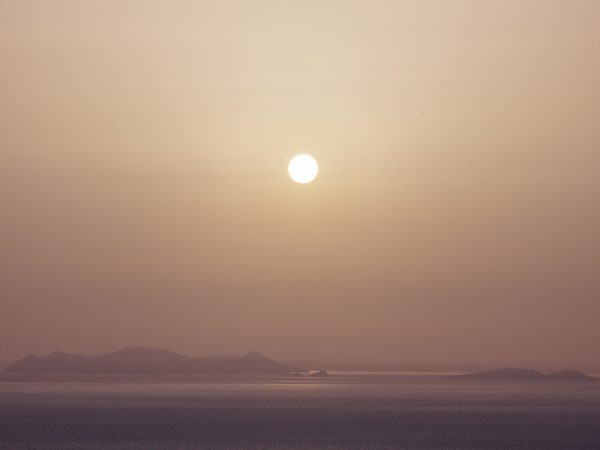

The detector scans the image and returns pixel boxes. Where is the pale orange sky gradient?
[1,0,599,370]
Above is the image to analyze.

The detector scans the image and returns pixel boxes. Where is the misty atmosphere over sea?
[2,349,600,449]
[2,0,600,448]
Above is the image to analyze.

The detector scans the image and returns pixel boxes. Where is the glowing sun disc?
[288,154,319,184]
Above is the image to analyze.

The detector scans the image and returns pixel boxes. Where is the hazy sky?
[1,0,599,370]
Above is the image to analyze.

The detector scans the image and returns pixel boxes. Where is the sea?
[1,371,600,449]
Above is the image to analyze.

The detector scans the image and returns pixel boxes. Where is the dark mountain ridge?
[4,347,294,374]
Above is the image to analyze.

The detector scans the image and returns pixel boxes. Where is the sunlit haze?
[1,0,599,371]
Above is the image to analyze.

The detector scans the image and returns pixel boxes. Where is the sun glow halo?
[288,154,319,184]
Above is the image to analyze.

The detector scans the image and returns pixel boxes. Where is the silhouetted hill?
[455,368,596,381]
[546,370,596,381]
[4,347,294,374]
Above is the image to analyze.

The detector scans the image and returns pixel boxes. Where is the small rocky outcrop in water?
[287,370,329,377]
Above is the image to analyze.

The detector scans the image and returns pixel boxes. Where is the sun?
[288,154,319,184]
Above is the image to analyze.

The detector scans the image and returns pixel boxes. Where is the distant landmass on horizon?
[455,368,597,381]
[4,347,296,374]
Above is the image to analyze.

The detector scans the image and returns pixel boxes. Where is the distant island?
[4,347,296,374]
[454,368,597,381]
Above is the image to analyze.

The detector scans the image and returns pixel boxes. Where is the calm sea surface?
[1,372,600,449]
